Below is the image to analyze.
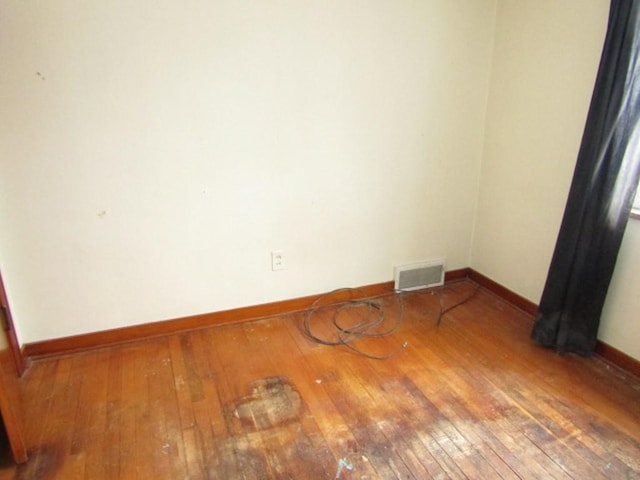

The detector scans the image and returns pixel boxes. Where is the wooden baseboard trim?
[26,267,637,378]
[468,269,538,317]
[468,269,640,378]
[444,267,471,283]
[23,283,394,359]
[24,269,470,359]
[595,341,640,379]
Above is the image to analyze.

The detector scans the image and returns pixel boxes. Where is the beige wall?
[0,0,497,343]
[3,0,637,361]
[472,0,640,361]
[600,221,640,359]
[472,0,610,301]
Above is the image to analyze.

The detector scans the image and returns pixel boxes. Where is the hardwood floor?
[1,280,639,479]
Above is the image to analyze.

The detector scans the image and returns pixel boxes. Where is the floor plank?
[3,280,639,479]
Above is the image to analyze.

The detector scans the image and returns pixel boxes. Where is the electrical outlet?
[271,250,285,271]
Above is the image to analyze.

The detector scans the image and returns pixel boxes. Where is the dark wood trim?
[24,266,639,379]
[467,269,538,317]
[24,269,472,360]
[0,272,28,463]
[444,267,471,282]
[0,273,27,377]
[595,341,640,379]
[24,281,395,358]
[0,354,27,464]
[468,269,640,379]
[630,211,640,220]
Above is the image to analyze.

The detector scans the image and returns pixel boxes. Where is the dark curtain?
[531,0,640,356]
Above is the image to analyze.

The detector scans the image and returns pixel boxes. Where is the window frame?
[632,187,640,219]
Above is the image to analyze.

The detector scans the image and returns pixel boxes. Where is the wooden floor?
[1,280,639,479]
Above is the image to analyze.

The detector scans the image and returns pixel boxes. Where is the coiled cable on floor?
[302,283,481,359]
[302,288,407,360]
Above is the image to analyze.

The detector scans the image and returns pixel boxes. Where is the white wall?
[0,0,497,343]
[600,221,640,359]
[472,0,609,300]
[472,0,640,361]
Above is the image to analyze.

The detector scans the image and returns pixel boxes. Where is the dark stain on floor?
[234,377,302,430]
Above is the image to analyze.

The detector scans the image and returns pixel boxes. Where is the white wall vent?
[394,259,445,291]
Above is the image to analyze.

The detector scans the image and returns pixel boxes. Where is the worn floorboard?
[1,280,639,479]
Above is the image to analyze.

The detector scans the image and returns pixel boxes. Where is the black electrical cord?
[302,283,481,359]
[396,285,480,327]
[424,284,481,326]
[302,288,407,360]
